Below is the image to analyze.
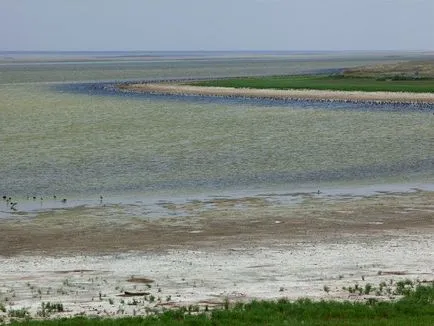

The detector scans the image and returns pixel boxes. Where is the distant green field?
[191,75,434,93]
[6,284,434,326]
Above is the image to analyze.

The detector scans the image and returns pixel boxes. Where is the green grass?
[191,75,434,93]
[5,283,434,325]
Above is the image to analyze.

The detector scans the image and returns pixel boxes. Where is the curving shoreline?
[120,83,434,104]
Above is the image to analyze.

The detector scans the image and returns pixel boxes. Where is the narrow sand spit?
[122,83,434,104]
[0,190,433,321]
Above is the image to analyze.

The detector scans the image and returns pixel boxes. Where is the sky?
[0,0,433,52]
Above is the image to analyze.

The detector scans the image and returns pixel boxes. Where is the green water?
[0,54,433,217]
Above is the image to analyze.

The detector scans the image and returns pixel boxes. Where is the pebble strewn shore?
[121,83,434,104]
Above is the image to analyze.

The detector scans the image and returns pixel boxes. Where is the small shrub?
[38,302,64,317]
[364,283,374,295]
[395,279,414,296]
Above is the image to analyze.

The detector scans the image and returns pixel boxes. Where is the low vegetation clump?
[37,302,64,317]
[3,283,433,325]
[7,308,30,319]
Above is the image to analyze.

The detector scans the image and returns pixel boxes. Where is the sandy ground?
[121,83,434,104]
[0,189,433,321]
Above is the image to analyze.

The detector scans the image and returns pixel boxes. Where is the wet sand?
[0,190,433,321]
[121,83,434,104]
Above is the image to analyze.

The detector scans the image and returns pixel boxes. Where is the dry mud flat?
[0,190,433,321]
[122,83,434,104]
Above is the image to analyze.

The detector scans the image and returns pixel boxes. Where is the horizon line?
[1,49,433,53]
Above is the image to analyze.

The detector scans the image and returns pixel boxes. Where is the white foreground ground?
[0,190,433,321]
[1,235,433,320]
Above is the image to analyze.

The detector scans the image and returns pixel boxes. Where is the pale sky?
[0,0,433,51]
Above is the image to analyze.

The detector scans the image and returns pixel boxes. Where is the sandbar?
[121,83,434,104]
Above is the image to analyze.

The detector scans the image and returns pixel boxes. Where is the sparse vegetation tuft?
[8,307,30,319]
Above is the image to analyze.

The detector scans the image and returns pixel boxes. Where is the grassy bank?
[191,74,434,93]
[191,59,434,93]
[5,283,434,325]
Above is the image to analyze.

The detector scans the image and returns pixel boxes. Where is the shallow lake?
[1,52,433,218]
